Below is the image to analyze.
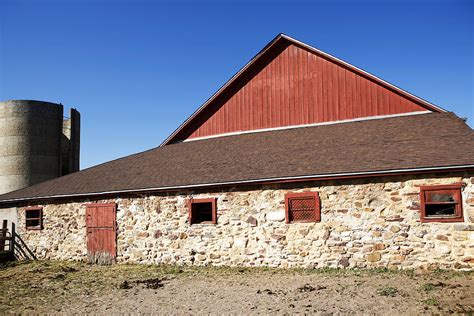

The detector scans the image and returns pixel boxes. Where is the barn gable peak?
[161,34,446,146]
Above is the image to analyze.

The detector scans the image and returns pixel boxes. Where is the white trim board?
[160,33,448,146]
[181,111,432,143]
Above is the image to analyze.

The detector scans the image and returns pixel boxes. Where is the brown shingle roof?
[0,112,473,205]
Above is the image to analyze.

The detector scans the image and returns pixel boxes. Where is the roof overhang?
[1,164,472,207]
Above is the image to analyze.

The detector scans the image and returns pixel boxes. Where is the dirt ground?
[0,261,473,315]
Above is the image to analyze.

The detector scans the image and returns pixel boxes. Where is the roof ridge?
[159,33,448,146]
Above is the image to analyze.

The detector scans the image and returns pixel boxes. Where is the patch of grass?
[421,282,446,292]
[424,298,439,306]
[1,260,472,313]
[293,266,406,277]
[0,260,191,313]
[430,268,470,279]
[421,283,436,292]
[377,286,398,297]
[291,266,472,279]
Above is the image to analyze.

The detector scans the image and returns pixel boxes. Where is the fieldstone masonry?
[16,173,474,270]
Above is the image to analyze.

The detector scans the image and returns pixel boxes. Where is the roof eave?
[1,164,472,207]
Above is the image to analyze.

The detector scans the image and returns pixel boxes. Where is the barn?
[0,34,473,270]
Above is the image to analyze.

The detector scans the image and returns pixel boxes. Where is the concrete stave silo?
[0,100,80,195]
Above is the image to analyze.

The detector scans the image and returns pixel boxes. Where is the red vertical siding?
[180,44,432,141]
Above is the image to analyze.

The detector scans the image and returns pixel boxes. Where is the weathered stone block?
[266,211,285,222]
[271,234,285,241]
[385,215,403,222]
[436,243,451,255]
[373,243,385,251]
[394,236,407,242]
[372,231,382,237]
[209,253,220,259]
[246,216,257,226]
[366,252,381,262]
[454,224,474,231]
[390,225,401,233]
[436,235,449,241]
[335,225,349,232]
[339,257,350,267]
[234,237,248,249]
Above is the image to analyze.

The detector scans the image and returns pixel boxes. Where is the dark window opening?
[420,184,463,223]
[425,204,456,217]
[189,199,217,225]
[192,202,213,223]
[25,207,43,230]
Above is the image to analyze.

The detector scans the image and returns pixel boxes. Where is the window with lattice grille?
[285,192,320,223]
[420,184,463,223]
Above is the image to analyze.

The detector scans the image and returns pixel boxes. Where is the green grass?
[421,283,436,292]
[377,286,398,297]
[0,260,472,313]
[0,260,190,313]
[424,298,439,306]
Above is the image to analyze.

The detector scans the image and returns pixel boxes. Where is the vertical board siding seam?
[185,44,434,140]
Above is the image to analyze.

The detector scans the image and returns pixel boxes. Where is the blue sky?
[1,0,472,169]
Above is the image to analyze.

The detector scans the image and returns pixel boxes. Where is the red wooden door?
[86,203,117,263]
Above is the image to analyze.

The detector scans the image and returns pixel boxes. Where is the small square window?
[420,184,463,223]
[285,192,321,223]
[188,198,217,225]
[25,207,43,230]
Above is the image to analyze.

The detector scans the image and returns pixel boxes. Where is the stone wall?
[15,172,474,270]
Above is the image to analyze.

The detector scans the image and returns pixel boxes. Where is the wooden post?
[10,222,15,257]
[0,220,7,252]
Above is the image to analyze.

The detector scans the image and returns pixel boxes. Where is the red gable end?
[163,34,445,145]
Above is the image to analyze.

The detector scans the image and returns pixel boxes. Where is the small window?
[285,192,321,223]
[25,207,43,230]
[420,184,463,223]
[188,198,217,225]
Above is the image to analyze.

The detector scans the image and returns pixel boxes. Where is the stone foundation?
[14,172,474,270]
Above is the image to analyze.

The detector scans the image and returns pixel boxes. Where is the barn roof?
[0,112,473,205]
[161,33,447,145]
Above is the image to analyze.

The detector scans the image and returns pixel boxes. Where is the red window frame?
[419,184,463,223]
[25,206,43,230]
[187,198,217,225]
[285,192,321,224]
